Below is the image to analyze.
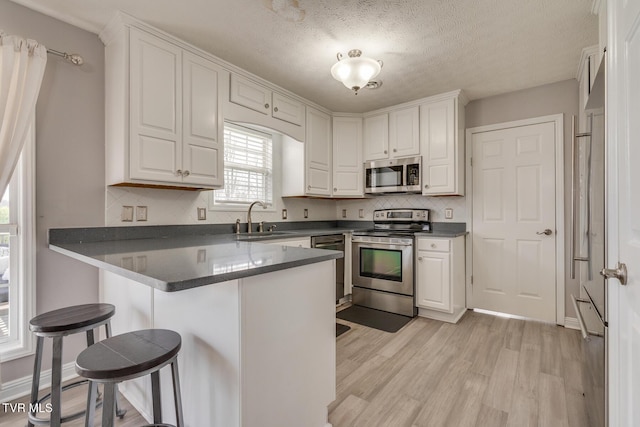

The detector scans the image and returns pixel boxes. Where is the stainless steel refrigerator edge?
[571,58,607,427]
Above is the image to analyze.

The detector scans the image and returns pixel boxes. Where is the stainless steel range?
[351,209,430,317]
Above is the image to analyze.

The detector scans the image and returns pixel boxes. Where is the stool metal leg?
[105,321,127,419]
[171,358,185,427]
[151,371,162,424]
[101,383,116,427]
[84,381,97,427]
[50,336,63,427]
[27,336,44,427]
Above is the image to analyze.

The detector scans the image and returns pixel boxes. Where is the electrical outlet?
[136,206,148,221]
[342,209,347,218]
[444,208,453,219]
[197,207,206,221]
[359,209,364,218]
[121,206,134,222]
[304,208,309,218]
[282,209,288,220]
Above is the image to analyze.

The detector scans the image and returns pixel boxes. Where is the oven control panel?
[373,209,430,222]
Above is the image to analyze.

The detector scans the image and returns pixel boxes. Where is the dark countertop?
[48,221,467,292]
[50,233,342,292]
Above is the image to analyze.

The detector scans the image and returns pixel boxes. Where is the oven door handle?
[353,240,413,247]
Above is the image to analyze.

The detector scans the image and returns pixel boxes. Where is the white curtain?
[0,31,47,197]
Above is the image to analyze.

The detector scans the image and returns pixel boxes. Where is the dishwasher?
[311,234,345,302]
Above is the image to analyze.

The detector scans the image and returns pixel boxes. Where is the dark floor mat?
[336,305,412,333]
[336,323,351,337]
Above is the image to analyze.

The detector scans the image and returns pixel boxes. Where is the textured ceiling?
[9,0,598,112]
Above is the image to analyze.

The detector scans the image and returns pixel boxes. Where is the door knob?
[536,229,553,236]
[600,262,628,285]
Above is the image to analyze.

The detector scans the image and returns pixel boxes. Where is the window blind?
[214,124,273,205]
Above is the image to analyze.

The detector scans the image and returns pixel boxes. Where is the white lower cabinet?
[262,237,311,248]
[416,235,466,323]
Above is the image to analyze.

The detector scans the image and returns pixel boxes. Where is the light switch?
[121,206,134,222]
[136,206,148,221]
[444,208,453,219]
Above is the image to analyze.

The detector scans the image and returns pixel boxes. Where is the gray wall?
[0,1,105,382]
[465,78,580,319]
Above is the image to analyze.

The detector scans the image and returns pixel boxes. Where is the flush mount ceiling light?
[330,49,383,94]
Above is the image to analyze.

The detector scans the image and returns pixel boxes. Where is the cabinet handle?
[384,150,388,154]
[334,187,337,191]
[176,169,182,177]
[431,243,436,248]
[274,106,279,112]
[393,148,397,152]
[182,170,190,177]
[307,185,311,190]
[418,257,423,261]
[424,184,429,189]
[265,103,270,109]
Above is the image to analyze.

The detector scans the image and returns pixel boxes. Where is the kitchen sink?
[235,231,297,241]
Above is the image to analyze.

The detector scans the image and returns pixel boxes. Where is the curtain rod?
[46,48,84,66]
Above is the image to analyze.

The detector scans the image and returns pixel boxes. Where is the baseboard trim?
[0,361,79,403]
[564,317,580,330]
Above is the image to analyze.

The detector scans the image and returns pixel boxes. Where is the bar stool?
[27,303,126,426]
[75,329,184,427]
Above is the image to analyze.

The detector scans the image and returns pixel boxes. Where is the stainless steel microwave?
[364,156,421,194]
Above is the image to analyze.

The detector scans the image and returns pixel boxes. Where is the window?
[0,122,35,361]
[213,123,273,207]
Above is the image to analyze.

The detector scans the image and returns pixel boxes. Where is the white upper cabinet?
[363,106,419,161]
[420,91,466,196]
[305,108,332,196]
[332,116,363,197]
[228,74,305,140]
[103,21,226,189]
[389,106,420,158]
[363,114,389,161]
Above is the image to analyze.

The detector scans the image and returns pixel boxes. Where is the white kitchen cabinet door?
[363,114,389,161]
[332,116,363,197]
[420,98,463,195]
[182,52,224,187]
[129,28,183,183]
[229,74,271,115]
[272,92,304,126]
[416,250,451,313]
[389,106,420,157]
[305,108,332,196]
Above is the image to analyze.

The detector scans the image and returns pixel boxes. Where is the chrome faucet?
[247,201,267,233]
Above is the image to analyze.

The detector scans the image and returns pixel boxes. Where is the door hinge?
[471,275,473,285]
[470,157,473,167]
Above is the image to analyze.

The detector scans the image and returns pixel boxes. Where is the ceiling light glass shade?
[331,50,382,93]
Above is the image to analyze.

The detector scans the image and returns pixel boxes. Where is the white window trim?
[209,123,275,212]
[0,120,36,362]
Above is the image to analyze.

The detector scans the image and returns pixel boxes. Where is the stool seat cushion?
[29,304,115,333]
[75,329,181,381]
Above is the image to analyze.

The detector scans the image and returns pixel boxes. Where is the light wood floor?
[0,381,146,427]
[2,310,587,427]
[329,309,589,427]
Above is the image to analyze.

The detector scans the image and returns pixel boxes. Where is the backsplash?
[106,187,337,226]
[106,187,467,226]
[335,194,467,223]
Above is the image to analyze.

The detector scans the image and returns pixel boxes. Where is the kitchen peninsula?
[49,226,342,427]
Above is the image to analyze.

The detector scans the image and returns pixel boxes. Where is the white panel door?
[305,107,332,196]
[389,106,420,157]
[607,0,640,425]
[182,52,223,187]
[363,114,389,161]
[332,116,363,196]
[129,28,182,183]
[472,121,556,322]
[421,99,455,195]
